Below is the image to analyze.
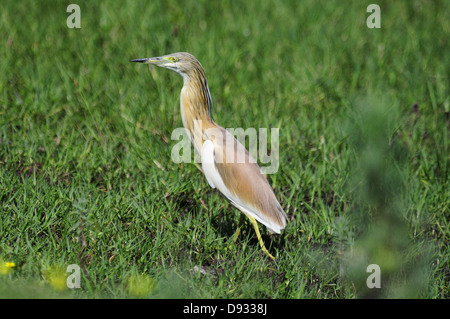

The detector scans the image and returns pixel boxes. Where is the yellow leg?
[246,215,275,260]
[233,227,241,242]
[226,227,241,252]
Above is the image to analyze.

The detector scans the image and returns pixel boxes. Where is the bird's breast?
[180,88,205,154]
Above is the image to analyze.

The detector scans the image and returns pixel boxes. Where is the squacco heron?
[131,52,287,259]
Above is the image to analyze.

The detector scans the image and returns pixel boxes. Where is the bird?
[131,52,287,259]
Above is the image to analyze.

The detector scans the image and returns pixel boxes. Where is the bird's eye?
[168,57,178,62]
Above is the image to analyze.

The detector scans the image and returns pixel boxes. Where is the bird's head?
[131,52,203,79]
[131,52,213,122]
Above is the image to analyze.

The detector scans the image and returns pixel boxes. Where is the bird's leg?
[225,227,241,254]
[226,220,242,251]
[233,227,241,242]
[232,213,246,242]
[246,215,275,260]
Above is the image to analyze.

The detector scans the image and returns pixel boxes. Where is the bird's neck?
[180,73,216,151]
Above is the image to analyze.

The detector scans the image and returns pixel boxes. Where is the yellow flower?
[0,261,16,275]
[44,265,68,291]
[127,274,157,298]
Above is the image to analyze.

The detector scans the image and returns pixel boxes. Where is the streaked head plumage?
[131,52,203,78]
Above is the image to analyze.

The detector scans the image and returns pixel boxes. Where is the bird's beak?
[130,57,163,64]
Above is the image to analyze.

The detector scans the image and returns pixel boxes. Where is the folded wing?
[200,128,287,234]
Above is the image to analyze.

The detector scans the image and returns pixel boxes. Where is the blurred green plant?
[127,272,157,297]
[342,95,433,298]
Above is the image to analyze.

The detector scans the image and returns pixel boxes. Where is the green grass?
[0,0,448,298]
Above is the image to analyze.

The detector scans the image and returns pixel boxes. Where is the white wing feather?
[200,139,283,234]
[201,139,217,189]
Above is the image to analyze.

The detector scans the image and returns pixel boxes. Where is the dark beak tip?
[130,58,147,63]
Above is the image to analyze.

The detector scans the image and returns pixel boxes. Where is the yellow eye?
[166,56,178,62]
